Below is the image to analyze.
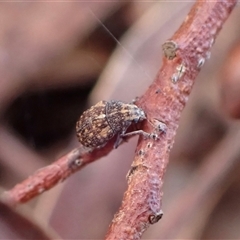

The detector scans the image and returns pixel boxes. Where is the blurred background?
[1,2,240,239]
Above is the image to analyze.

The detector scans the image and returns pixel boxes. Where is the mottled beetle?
[76,100,159,149]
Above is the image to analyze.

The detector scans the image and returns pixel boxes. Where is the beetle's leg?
[114,129,161,148]
[114,120,167,148]
[113,122,132,149]
[114,133,123,149]
[120,130,158,140]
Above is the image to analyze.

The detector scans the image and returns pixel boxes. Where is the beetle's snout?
[138,109,146,121]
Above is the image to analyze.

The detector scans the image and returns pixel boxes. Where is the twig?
[105,1,237,239]
[2,140,116,206]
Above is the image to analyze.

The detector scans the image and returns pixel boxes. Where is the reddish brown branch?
[2,140,116,206]
[105,1,237,239]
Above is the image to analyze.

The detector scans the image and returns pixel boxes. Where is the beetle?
[76,100,152,149]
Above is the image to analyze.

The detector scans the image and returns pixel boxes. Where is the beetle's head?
[138,108,146,121]
[131,107,146,123]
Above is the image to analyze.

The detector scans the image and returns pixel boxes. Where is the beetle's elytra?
[76,100,146,149]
